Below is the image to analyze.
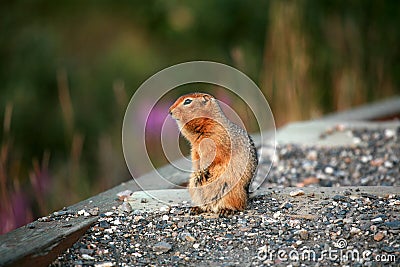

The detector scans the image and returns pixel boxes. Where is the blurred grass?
[0,0,399,233]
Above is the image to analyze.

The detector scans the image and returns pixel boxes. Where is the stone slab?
[274,120,400,146]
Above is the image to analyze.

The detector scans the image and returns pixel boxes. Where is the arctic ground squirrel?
[169,92,258,216]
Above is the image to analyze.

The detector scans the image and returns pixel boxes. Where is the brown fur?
[169,92,258,216]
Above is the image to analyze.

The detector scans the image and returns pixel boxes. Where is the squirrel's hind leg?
[189,206,207,215]
[218,208,235,217]
[190,204,217,215]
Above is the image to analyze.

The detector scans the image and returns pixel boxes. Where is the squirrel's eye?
[183,99,192,105]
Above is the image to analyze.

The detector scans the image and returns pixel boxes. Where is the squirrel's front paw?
[193,168,210,186]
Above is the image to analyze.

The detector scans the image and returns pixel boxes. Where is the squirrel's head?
[169,93,222,128]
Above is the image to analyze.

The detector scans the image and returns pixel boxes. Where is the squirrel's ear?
[202,94,212,104]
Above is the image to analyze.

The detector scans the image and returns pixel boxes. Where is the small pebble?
[273,211,281,219]
[280,202,293,209]
[289,219,300,227]
[99,221,110,228]
[79,248,94,255]
[382,246,395,253]
[88,207,99,216]
[384,161,393,168]
[81,254,95,260]
[384,220,400,230]
[185,235,196,242]
[116,190,133,201]
[290,189,305,197]
[77,209,86,216]
[27,222,36,229]
[104,211,113,216]
[94,262,114,267]
[153,241,172,254]
[332,195,347,202]
[159,206,169,212]
[299,229,309,240]
[384,129,395,138]
[111,219,121,225]
[324,166,334,174]
[373,231,385,241]
[306,150,317,160]
[118,202,132,213]
[371,217,383,223]
[350,227,361,235]
[360,193,378,200]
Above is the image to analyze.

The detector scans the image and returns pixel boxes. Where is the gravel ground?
[257,126,399,188]
[51,127,399,266]
[51,191,399,267]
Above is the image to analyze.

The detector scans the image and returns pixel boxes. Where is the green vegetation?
[0,0,399,233]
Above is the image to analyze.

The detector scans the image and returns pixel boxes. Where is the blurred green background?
[0,0,399,233]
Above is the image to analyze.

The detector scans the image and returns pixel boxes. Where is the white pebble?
[263,218,278,224]
[273,211,281,219]
[111,219,121,225]
[160,206,169,212]
[78,209,86,216]
[104,228,113,234]
[384,129,395,138]
[95,262,114,267]
[289,219,300,227]
[132,252,142,258]
[82,254,95,260]
[371,217,383,223]
[116,189,133,200]
[384,161,393,168]
[290,189,305,197]
[350,227,361,235]
[307,150,318,160]
[324,166,334,174]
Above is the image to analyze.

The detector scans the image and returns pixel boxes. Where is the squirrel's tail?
[248,138,275,194]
